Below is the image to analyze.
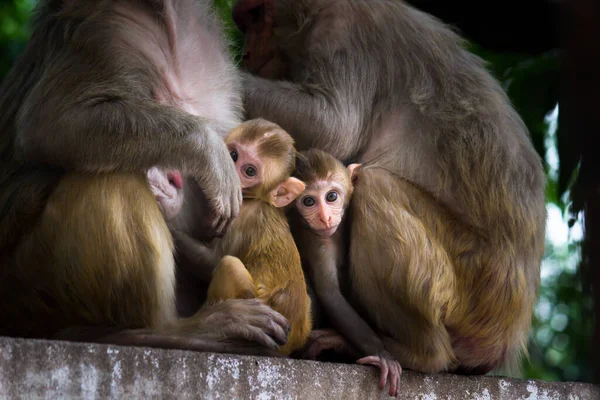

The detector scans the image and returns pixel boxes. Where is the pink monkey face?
[227,142,264,193]
[296,180,347,237]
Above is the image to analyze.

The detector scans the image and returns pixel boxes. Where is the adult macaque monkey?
[291,149,400,396]
[234,0,547,375]
[0,0,290,355]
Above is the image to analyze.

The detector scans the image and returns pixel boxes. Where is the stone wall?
[0,337,598,399]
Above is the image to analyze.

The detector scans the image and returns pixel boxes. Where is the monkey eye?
[244,165,257,177]
[326,191,338,202]
[230,150,238,162]
[302,197,316,207]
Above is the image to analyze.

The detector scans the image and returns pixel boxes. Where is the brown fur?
[235,0,546,375]
[291,149,400,396]
[0,0,288,355]
[208,121,313,355]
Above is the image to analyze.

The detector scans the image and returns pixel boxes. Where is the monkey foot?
[357,353,402,397]
[302,329,359,360]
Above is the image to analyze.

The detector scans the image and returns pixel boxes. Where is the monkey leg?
[301,328,360,361]
[206,255,257,303]
[2,172,288,355]
[349,168,459,374]
[1,172,177,337]
[261,285,312,356]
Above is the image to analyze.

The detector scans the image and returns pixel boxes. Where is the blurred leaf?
[505,52,560,173]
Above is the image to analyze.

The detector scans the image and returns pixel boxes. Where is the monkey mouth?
[315,227,338,237]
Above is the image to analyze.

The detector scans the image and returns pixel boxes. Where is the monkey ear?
[347,164,362,184]
[269,177,306,208]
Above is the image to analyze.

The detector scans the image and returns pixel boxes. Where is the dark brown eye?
[245,165,257,177]
[302,197,316,207]
[230,150,238,162]
[326,191,338,202]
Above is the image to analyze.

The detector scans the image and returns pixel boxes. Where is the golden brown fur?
[235,0,546,375]
[207,120,312,355]
[211,201,312,355]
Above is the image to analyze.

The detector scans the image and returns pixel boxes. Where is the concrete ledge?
[0,337,598,399]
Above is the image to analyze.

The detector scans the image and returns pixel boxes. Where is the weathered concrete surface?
[0,337,598,399]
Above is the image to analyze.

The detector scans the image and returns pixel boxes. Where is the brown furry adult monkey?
[0,0,290,355]
[149,119,312,354]
[290,149,400,396]
[234,0,547,374]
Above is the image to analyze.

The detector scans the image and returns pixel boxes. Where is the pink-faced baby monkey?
[207,118,313,355]
[290,149,401,397]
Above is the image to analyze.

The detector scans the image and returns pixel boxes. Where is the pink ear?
[270,177,306,208]
[347,163,362,184]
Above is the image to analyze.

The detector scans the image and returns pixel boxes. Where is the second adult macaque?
[290,149,400,397]
[234,0,546,375]
[149,119,313,355]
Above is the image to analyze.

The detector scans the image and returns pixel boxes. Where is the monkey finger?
[246,301,290,344]
[305,341,322,360]
[256,300,290,331]
[379,359,390,390]
[357,356,388,389]
[214,216,227,235]
[269,321,289,346]
[244,326,280,350]
[389,361,401,397]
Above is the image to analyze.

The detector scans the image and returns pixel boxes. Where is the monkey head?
[225,118,306,208]
[147,166,185,220]
[293,149,361,237]
[233,0,308,80]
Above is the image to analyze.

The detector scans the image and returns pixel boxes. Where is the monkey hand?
[189,129,242,235]
[201,298,290,350]
[357,351,401,397]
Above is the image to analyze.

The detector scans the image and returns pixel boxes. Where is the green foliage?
[0,0,589,383]
[0,0,35,77]
[213,0,245,64]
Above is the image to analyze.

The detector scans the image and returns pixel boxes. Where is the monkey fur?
[235,0,547,375]
[291,148,401,396]
[207,119,313,355]
[0,0,289,355]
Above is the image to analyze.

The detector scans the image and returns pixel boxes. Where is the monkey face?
[296,179,347,237]
[227,142,264,193]
[233,0,290,80]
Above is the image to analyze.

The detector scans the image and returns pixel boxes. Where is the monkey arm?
[172,230,219,283]
[17,86,214,174]
[242,73,366,162]
[308,246,387,357]
[17,74,241,231]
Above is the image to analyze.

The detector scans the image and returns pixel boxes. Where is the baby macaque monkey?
[290,149,401,397]
[208,118,312,355]
[149,119,312,355]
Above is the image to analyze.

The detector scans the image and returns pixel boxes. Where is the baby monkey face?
[296,179,348,237]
